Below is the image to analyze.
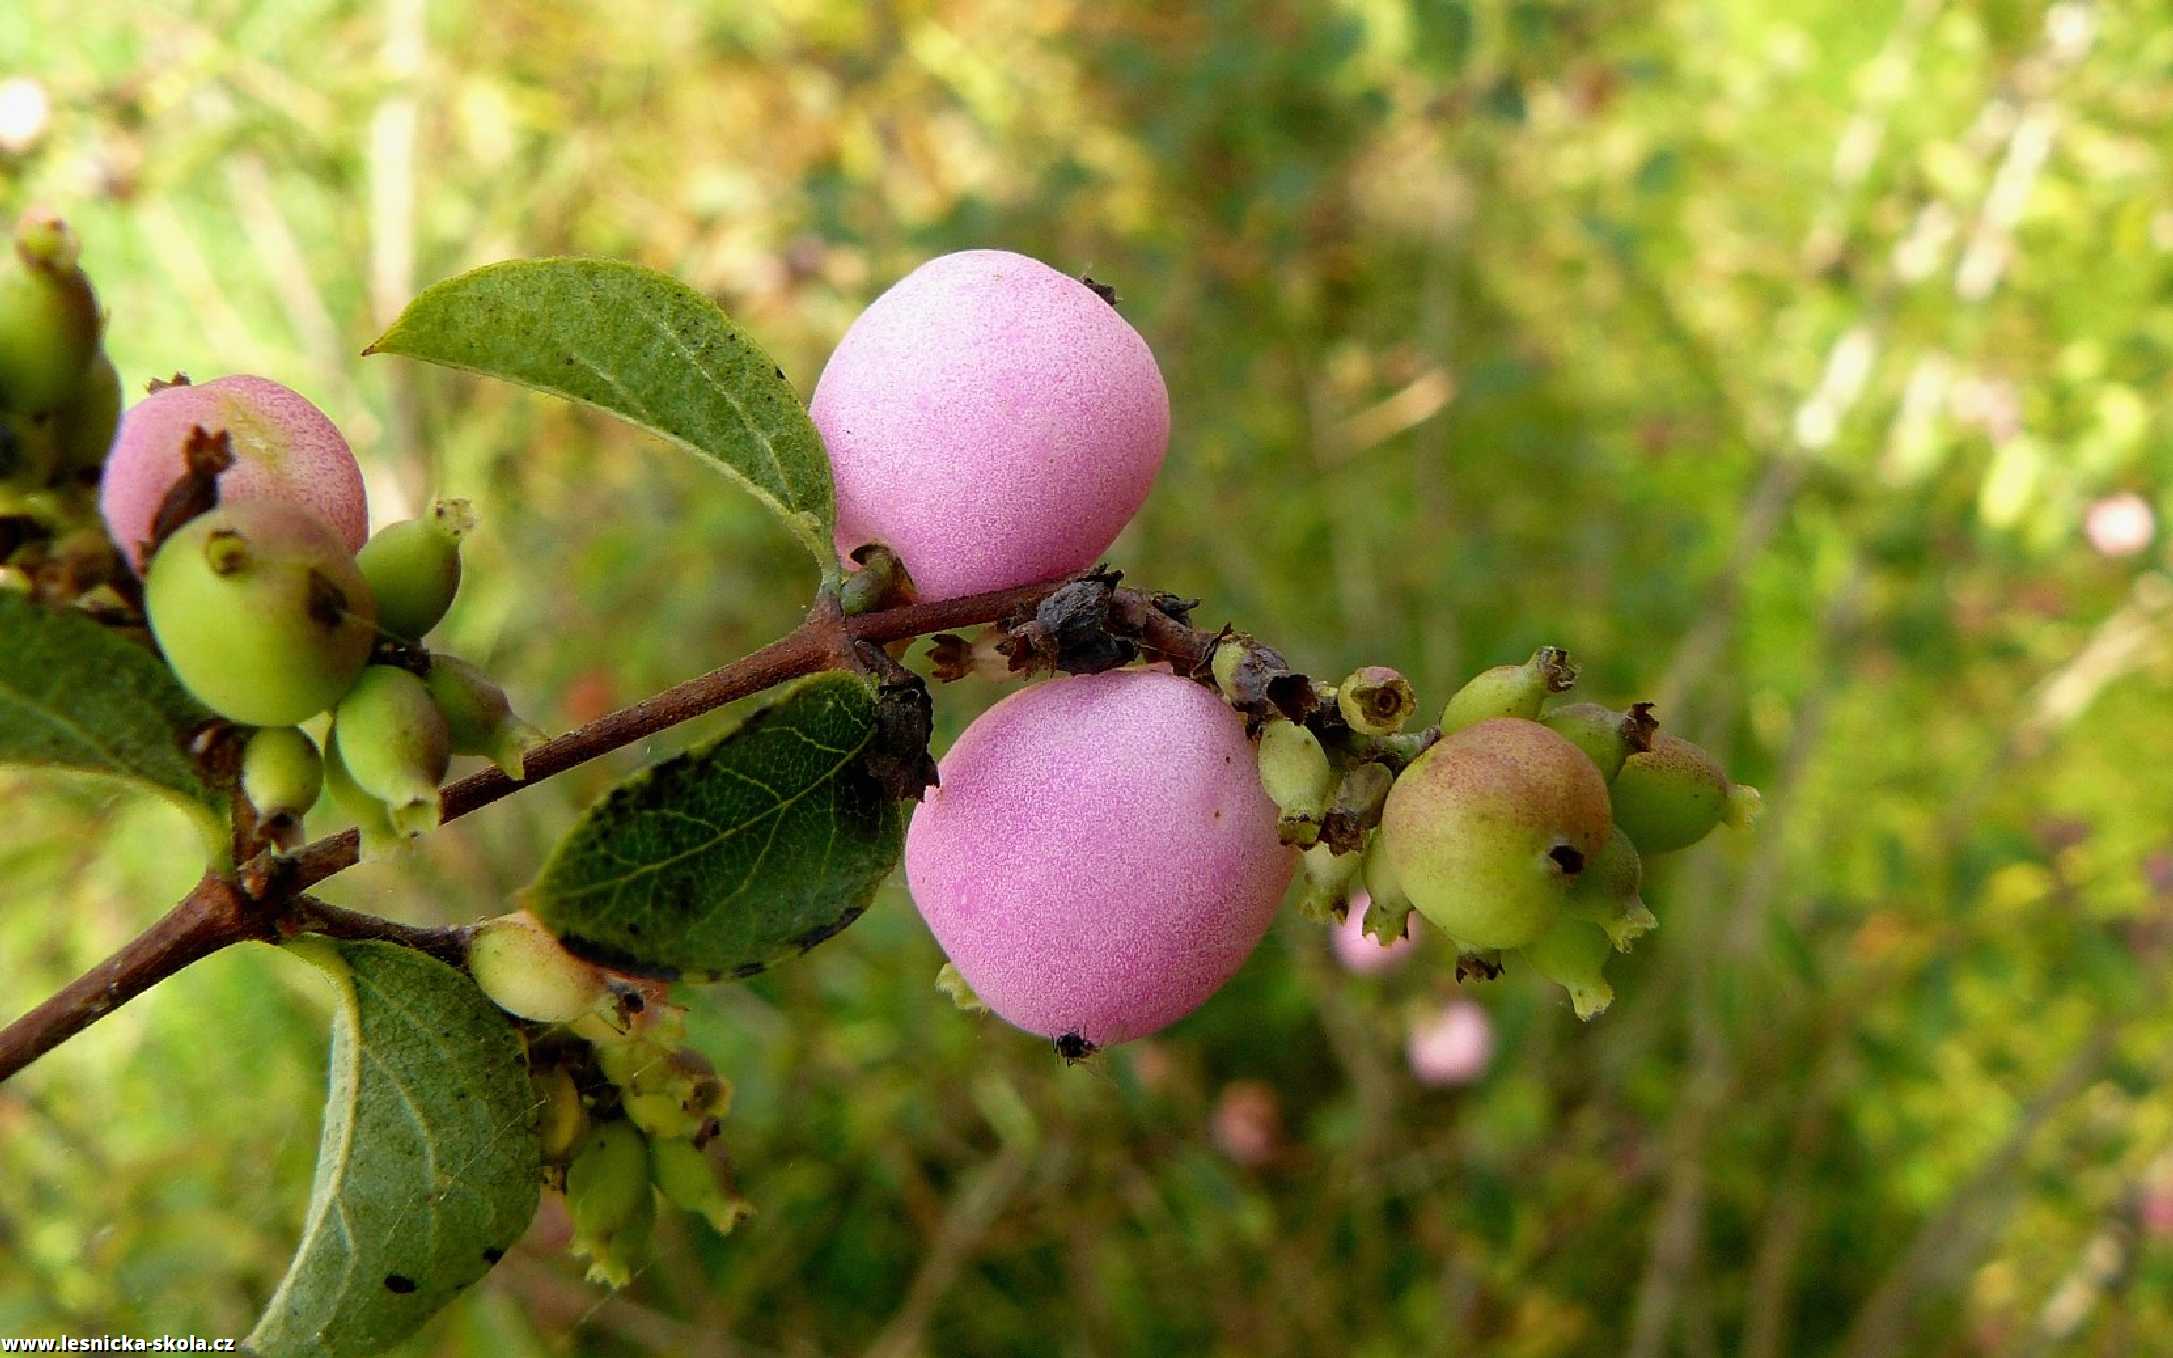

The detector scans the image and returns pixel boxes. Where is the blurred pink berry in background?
[1406,1000,1494,1087]
[1331,891,1417,974]
[0,78,49,156]
[1210,1079,1282,1168]
[2085,492,2154,558]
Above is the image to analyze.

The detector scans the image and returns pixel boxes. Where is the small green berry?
[534,1064,589,1164]
[649,1137,753,1236]
[1294,840,1361,922]
[355,497,472,641]
[1358,830,1416,946]
[1256,718,1335,845]
[1521,915,1616,1019]
[1379,717,1611,951]
[0,212,99,415]
[1538,700,1657,782]
[468,910,607,1024]
[240,725,324,827]
[1337,665,1417,736]
[143,500,378,726]
[54,351,121,478]
[1564,826,1657,951]
[322,727,403,861]
[566,1120,656,1289]
[1611,732,1735,855]
[331,666,452,838]
[425,653,543,779]
[1439,647,1577,734]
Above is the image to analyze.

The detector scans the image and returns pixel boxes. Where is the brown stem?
[0,577,1075,1084]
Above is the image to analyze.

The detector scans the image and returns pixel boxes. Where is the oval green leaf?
[365,258,837,567]
[248,939,542,1358]
[526,671,904,981]
[0,592,224,838]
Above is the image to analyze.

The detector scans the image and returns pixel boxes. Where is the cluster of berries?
[471,912,752,1286]
[811,248,1756,1046]
[0,212,126,608]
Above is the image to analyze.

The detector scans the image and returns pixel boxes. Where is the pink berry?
[1331,891,1419,975]
[100,375,367,572]
[905,670,1293,1047]
[1406,1001,1494,1087]
[811,250,1171,602]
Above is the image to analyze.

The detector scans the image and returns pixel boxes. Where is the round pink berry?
[1406,1001,1494,1087]
[811,250,1171,602]
[100,375,367,572]
[905,670,1294,1047]
[1331,891,1419,975]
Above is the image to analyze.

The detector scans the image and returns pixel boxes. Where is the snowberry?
[904,670,1293,1048]
[357,497,471,641]
[1378,717,1611,951]
[811,250,1170,601]
[1610,731,1755,855]
[468,910,608,1024]
[1406,1000,1494,1087]
[331,666,452,838]
[142,499,377,726]
[101,375,367,573]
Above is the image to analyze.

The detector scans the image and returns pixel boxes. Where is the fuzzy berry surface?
[811,249,1170,602]
[904,669,1292,1047]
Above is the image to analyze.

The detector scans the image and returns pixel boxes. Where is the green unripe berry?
[1338,666,1417,736]
[1439,647,1577,734]
[1256,718,1334,845]
[534,1064,589,1163]
[143,500,378,726]
[1539,700,1657,782]
[240,726,324,827]
[1564,826,1657,951]
[331,666,452,838]
[355,497,472,641]
[1610,732,1736,855]
[468,909,608,1024]
[425,654,543,779]
[55,351,121,477]
[323,727,402,860]
[0,212,99,414]
[1294,840,1361,922]
[616,1047,730,1142]
[565,1120,656,1289]
[1358,830,1416,947]
[650,1137,753,1236]
[1521,916,1616,1020]
[1379,717,1611,951]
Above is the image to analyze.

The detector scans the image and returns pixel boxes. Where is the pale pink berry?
[905,670,1294,1047]
[1210,1080,1282,1168]
[1406,1001,1494,1087]
[1331,891,1419,975]
[2085,492,2154,558]
[100,375,367,573]
[811,249,1170,602]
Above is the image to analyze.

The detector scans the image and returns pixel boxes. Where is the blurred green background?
[5,0,2173,1353]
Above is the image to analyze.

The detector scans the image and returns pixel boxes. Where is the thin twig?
[0,573,1203,1085]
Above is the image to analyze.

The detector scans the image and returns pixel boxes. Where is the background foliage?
[4,0,2172,1353]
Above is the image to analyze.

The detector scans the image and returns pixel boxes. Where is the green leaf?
[0,591,224,835]
[366,258,837,567]
[527,671,904,981]
[248,940,541,1358]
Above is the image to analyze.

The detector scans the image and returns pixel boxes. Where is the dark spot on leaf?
[552,932,681,981]
[731,961,766,979]
[384,1274,417,1294]
[482,1247,505,1265]
[774,366,786,381]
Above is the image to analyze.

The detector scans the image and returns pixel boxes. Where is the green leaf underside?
[527,671,903,981]
[0,591,221,819]
[248,941,541,1358]
[366,257,836,566]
